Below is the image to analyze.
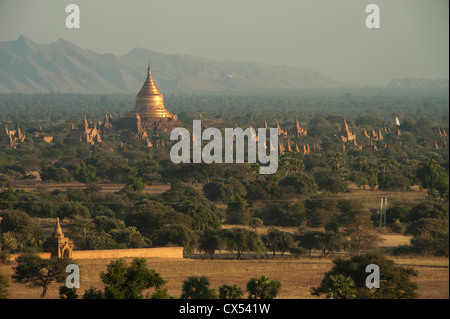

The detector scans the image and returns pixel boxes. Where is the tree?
[264,229,295,258]
[199,228,222,259]
[124,199,192,239]
[226,195,251,225]
[57,202,90,220]
[0,209,45,251]
[304,194,337,228]
[327,152,345,175]
[317,274,356,299]
[59,286,78,299]
[115,226,151,248]
[74,163,98,185]
[66,217,115,250]
[100,258,166,299]
[416,157,449,198]
[219,284,244,299]
[12,253,73,298]
[314,171,349,194]
[353,155,368,172]
[0,186,17,210]
[220,228,265,260]
[406,218,449,256]
[297,230,322,256]
[342,209,382,255]
[82,287,104,299]
[312,253,418,299]
[247,276,281,299]
[0,273,9,299]
[183,201,221,231]
[273,152,305,180]
[155,225,199,254]
[279,173,318,196]
[316,231,348,256]
[181,276,217,299]
[125,176,146,192]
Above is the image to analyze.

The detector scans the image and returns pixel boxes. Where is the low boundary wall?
[8,247,184,262]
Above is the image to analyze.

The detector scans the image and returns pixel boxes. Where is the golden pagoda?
[126,63,177,122]
[43,218,74,258]
[116,63,180,133]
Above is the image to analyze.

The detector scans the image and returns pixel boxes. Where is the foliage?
[100,258,166,299]
[263,229,295,258]
[181,276,217,299]
[225,195,251,225]
[219,284,244,299]
[59,286,78,299]
[155,224,199,254]
[0,209,45,251]
[318,274,356,299]
[0,273,9,299]
[220,228,266,259]
[124,199,192,239]
[246,275,281,299]
[312,253,418,299]
[416,156,449,198]
[12,253,74,298]
[279,173,318,196]
[198,228,223,259]
[341,209,383,255]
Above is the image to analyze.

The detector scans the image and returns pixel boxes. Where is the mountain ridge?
[1,35,351,94]
[1,36,447,94]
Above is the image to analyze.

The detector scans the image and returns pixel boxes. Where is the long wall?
[8,247,184,262]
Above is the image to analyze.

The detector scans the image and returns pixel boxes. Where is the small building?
[43,218,74,258]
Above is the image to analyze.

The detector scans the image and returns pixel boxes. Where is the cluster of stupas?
[33,126,54,144]
[333,116,407,152]
[263,118,316,156]
[435,127,448,149]
[4,124,26,149]
[5,124,55,149]
[71,63,180,148]
[4,63,449,156]
[270,117,307,139]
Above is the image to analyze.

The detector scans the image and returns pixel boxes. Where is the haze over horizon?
[0,0,448,86]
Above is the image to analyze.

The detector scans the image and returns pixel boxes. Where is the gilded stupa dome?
[129,64,176,120]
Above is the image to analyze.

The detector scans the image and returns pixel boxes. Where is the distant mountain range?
[0,36,447,94]
[387,78,449,89]
[0,35,351,94]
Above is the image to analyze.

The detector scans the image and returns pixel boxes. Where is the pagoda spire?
[51,218,64,238]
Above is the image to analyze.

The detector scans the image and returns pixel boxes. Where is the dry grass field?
[1,254,447,299]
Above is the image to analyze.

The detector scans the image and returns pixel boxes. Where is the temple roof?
[51,217,65,238]
[137,64,163,98]
[130,63,176,120]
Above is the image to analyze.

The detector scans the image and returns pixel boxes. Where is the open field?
[3,181,174,195]
[1,255,447,299]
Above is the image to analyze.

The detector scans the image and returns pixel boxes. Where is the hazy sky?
[0,0,448,86]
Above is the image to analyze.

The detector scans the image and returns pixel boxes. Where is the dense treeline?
[0,89,448,127]
[0,90,448,259]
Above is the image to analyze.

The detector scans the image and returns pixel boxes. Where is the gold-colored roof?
[130,64,175,119]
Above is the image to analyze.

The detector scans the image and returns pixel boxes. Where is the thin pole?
[380,197,383,228]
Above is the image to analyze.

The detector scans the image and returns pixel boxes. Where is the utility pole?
[379,196,388,228]
[380,197,383,228]
[0,217,3,251]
